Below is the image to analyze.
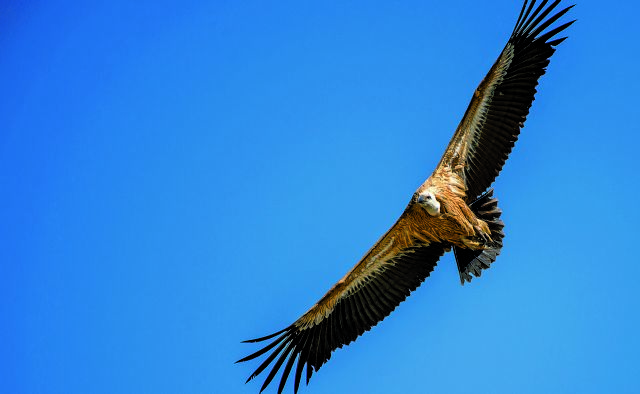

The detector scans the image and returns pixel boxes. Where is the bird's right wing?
[237,203,448,394]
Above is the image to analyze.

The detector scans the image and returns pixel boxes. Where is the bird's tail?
[454,189,505,285]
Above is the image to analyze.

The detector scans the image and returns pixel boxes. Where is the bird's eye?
[425,195,432,199]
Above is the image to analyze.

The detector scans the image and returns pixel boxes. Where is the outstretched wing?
[437,0,575,201]
[237,204,448,394]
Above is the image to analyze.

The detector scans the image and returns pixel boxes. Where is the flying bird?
[238,1,574,393]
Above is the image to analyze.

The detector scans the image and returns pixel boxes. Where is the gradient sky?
[3,1,639,393]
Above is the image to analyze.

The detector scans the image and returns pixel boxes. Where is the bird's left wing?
[237,203,447,394]
[436,0,575,201]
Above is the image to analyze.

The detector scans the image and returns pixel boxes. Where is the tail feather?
[454,189,505,285]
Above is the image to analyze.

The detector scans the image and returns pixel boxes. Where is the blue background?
[3,1,639,393]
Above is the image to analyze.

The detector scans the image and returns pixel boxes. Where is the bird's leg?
[465,216,493,248]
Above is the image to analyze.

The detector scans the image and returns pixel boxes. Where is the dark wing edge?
[439,0,575,201]
[236,242,447,394]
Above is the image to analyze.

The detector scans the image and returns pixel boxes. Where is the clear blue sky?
[2,1,639,393]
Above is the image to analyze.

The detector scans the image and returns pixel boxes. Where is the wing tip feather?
[241,327,289,344]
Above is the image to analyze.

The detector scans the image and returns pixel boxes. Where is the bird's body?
[238,1,574,393]
[417,168,492,248]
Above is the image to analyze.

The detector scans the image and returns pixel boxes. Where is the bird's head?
[417,190,441,216]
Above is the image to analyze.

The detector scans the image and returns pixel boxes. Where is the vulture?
[238,1,574,393]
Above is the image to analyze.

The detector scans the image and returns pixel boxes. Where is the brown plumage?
[237,1,575,393]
